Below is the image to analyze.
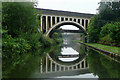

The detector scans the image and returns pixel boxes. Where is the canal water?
[2,33,120,79]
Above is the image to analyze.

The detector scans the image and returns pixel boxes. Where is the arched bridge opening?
[46,21,87,36]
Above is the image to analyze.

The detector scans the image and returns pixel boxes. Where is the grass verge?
[75,40,120,54]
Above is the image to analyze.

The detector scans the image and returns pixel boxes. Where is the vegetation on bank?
[87,43,119,54]
[77,2,120,55]
[2,2,53,57]
[87,2,120,47]
[75,40,119,54]
[2,2,62,77]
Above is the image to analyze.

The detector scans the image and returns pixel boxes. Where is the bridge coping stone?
[36,8,94,18]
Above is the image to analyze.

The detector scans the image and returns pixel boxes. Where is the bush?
[98,35,113,45]
[100,22,120,46]
[2,2,43,55]
[2,29,31,59]
[52,32,63,44]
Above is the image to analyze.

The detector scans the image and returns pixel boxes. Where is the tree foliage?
[2,3,38,37]
[2,2,56,77]
[100,22,120,45]
[88,1,120,46]
[2,2,42,55]
[52,32,63,45]
[87,15,106,42]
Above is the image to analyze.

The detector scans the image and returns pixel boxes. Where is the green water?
[2,33,120,79]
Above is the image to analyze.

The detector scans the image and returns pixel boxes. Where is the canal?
[2,32,120,79]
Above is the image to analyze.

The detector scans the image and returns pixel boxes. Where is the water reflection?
[57,73,98,78]
[61,47,79,55]
[87,49,120,78]
[38,54,89,78]
[2,32,120,78]
[37,32,94,78]
[58,57,79,62]
[59,47,79,62]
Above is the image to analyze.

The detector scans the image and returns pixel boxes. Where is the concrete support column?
[84,19,86,29]
[51,16,53,28]
[50,61,52,72]
[64,17,66,21]
[59,66,61,71]
[72,18,74,21]
[46,16,48,32]
[64,66,65,71]
[40,59,43,73]
[80,19,82,25]
[55,16,57,24]
[88,20,90,28]
[76,19,78,23]
[55,64,57,72]
[68,67,69,71]
[84,60,86,69]
[80,63,82,69]
[59,17,61,22]
[72,66,74,70]
[76,65,78,69]
[68,18,70,21]
[41,16,43,31]
[46,56,48,73]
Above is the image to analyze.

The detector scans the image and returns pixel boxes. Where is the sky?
[37,0,101,29]
[60,25,79,30]
[37,0,101,14]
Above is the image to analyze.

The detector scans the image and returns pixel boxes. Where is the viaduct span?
[37,8,94,36]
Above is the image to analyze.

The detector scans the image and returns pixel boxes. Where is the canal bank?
[75,41,120,60]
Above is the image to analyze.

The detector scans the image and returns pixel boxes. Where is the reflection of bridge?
[53,29,84,33]
[40,54,89,75]
[62,42,85,54]
[58,54,79,58]
[37,8,93,36]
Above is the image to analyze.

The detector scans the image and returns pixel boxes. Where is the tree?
[2,2,38,37]
[2,2,54,77]
[52,32,63,44]
[112,2,120,21]
[99,1,120,22]
[87,15,106,43]
[2,2,42,53]
[88,1,120,44]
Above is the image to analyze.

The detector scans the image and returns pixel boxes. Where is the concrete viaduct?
[36,8,94,36]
